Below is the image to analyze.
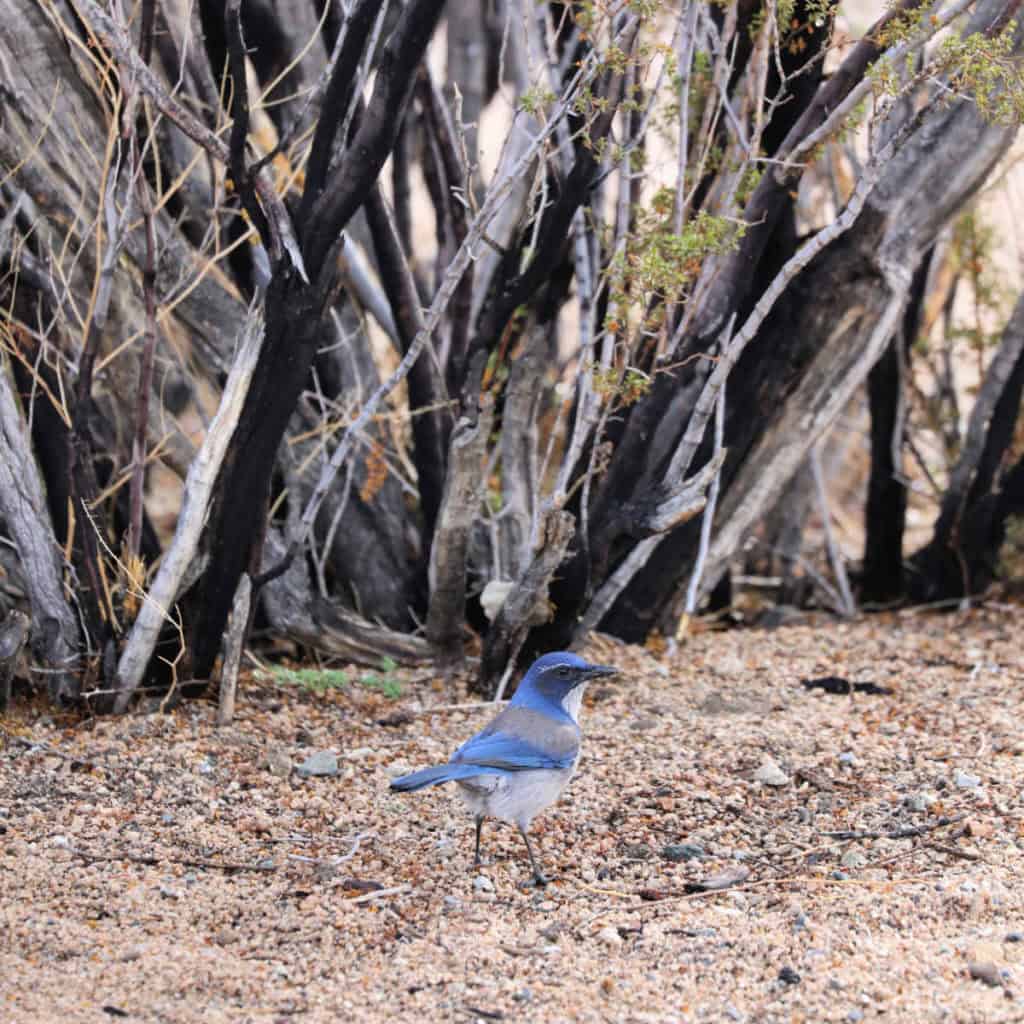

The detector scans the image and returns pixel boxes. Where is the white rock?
[755,757,790,787]
[597,925,622,947]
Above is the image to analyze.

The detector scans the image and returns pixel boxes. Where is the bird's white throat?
[562,683,587,723]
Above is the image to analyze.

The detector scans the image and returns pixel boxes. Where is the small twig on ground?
[68,845,277,873]
[925,841,982,862]
[344,884,411,904]
[820,815,964,841]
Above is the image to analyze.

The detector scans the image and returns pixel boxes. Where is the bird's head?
[510,651,618,721]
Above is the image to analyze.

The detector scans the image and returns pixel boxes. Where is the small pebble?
[473,875,494,894]
[265,747,292,778]
[1006,932,1023,943]
[968,961,1002,988]
[954,769,981,790]
[597,926,622,947]
[623,842,653,860]
[724,1003,744,1022]
[847,1010,864,1023]
[904,792,935,813]
[661,842,706,863]
[777,966,801,985]
[838,751,857,768]
[755,757,790,787]
[297,751,339,778]
[629,716,659,732]
[840,849,867,870]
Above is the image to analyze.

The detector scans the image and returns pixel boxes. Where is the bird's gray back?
[454,705,580,766]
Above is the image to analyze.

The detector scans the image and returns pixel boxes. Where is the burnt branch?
[224,0,271,250]
[364,183,452,538]
[304,0,448,277]
[298,0,382,223]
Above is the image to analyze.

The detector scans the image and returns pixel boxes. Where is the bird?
[389,651,617,886]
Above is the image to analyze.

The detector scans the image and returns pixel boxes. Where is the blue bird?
[390,652,617,886]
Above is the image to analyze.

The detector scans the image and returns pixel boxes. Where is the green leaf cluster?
[261,656,402,698]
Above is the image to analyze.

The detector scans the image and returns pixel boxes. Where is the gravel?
[296,750,338,778]
[2,609,1022,1022]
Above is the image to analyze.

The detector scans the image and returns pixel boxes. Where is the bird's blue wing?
[452,730,575,772]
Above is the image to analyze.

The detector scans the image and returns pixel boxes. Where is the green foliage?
[359,657,403,698]
[626,208,744,301]
[262,657,402,698]
[770,0,836,53]
[734,162,763,207]
[909,206,1012,469]
[520,85,557,117]
[870,18,1024,127]
[942,21,1024,126]
[266,666,351,693]
[948,210,1011,352]
[591,363,651,406]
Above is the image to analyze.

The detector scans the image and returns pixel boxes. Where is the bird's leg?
[517,825,550,887]
[473,816,485,867]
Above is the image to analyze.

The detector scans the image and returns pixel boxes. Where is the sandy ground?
[2,609,1023,1023]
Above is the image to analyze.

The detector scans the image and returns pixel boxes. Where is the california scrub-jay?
[390,651,617,885]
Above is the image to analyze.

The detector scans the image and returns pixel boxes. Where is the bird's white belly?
[456,764,576,828]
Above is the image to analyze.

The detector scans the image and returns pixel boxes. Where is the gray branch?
[0,353,80,702]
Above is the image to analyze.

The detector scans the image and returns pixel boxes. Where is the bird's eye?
[557,666,571,679]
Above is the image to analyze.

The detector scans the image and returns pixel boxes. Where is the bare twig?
[217,572,252,726]
[283,46,618,568]
[115,305,265,710]
[820,815,964,841]
[77,0,306,279]
[682,326,729,619]
[810,444,857,618]
[68,844,277,873]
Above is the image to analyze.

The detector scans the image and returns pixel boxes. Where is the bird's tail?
[389,763,499,792]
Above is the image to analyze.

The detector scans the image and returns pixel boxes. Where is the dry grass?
[2,608,1022,1022]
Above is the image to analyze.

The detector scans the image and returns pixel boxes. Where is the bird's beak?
[583,663,618,680]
